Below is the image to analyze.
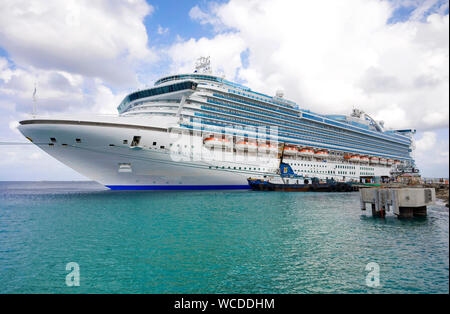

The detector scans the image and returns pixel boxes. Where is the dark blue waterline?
[105,184,251,190]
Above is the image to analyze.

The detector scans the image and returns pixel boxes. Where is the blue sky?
[144,0,224,42]
[0,0,448,180]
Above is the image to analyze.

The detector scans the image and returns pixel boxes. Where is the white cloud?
[157,25,169,35]
[373,104,409,130]
[167,33,246,79]
[8,120,20,135]
[172,0,449,131]
[88,80,127,115]
[410,0,443,21]
[189,5,211,24]
[0,64,85,113]
[415,131,437,151]
[189,4,223,30]
[414,130,449,177]
[0,0,156,87]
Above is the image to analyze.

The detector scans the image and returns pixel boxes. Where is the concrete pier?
[360,188,435,218]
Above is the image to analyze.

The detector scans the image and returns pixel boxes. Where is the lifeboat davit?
[314,150,329,158]
[236,141,258,152]
[204,137,231,149]
[370,157,379,164]
[379,158,387,165]
[298,148,314,156]
[349,155,360,162]
[258,143,278,153]
[360,156,369,163]
[283,146,298,155]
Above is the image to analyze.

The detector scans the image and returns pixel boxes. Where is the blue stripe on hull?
[105,185,250,190]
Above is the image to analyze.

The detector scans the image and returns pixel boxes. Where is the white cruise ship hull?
[18,116,270,189]
[18,116,393,190]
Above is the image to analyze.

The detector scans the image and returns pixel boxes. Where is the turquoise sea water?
[0,181,448,294]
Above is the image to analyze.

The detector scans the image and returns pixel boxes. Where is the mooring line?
[0,142,35,145]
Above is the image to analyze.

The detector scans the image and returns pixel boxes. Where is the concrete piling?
[360,188,435,218]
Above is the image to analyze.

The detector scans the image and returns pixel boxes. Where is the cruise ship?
[18,57,417,190]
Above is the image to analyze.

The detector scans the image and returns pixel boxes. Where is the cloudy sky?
[0,0,448,180]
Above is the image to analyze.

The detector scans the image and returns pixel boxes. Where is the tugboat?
[247,144,356,192]
[247,164,355,192]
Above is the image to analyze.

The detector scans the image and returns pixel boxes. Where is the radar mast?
[194,56,212,74]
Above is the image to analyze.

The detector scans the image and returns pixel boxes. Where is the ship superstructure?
[18,58,417,189]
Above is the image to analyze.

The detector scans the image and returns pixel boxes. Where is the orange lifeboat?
[236,140,258,152]
[204,137,231,149]
[298,148,314,156]
[387,159,394,165]
[360,156,369,163]
[283,146,298,155]
[370,157,379,164]
[394,160,401,165]
[314,150,329,158]
[258,143,278,154]
[379,158,387,165]
[349,155,360,162]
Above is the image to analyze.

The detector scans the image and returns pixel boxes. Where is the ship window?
[160,146,165,149]
[109,144,115,146]
[153,142,156,146]
[50,137,56,143]
[123,140,128,144]
[76,138,81,143]
[48,143,54,146]
[131,136,141,147]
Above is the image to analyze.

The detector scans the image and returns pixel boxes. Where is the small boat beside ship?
[247,163,356,192]
[247,143,357,192]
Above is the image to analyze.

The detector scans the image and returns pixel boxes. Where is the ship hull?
[18,117,393,190]
[18,118,266,189]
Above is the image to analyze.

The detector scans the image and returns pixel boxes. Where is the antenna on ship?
[32,82,37,118]
[194,56,212,74]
